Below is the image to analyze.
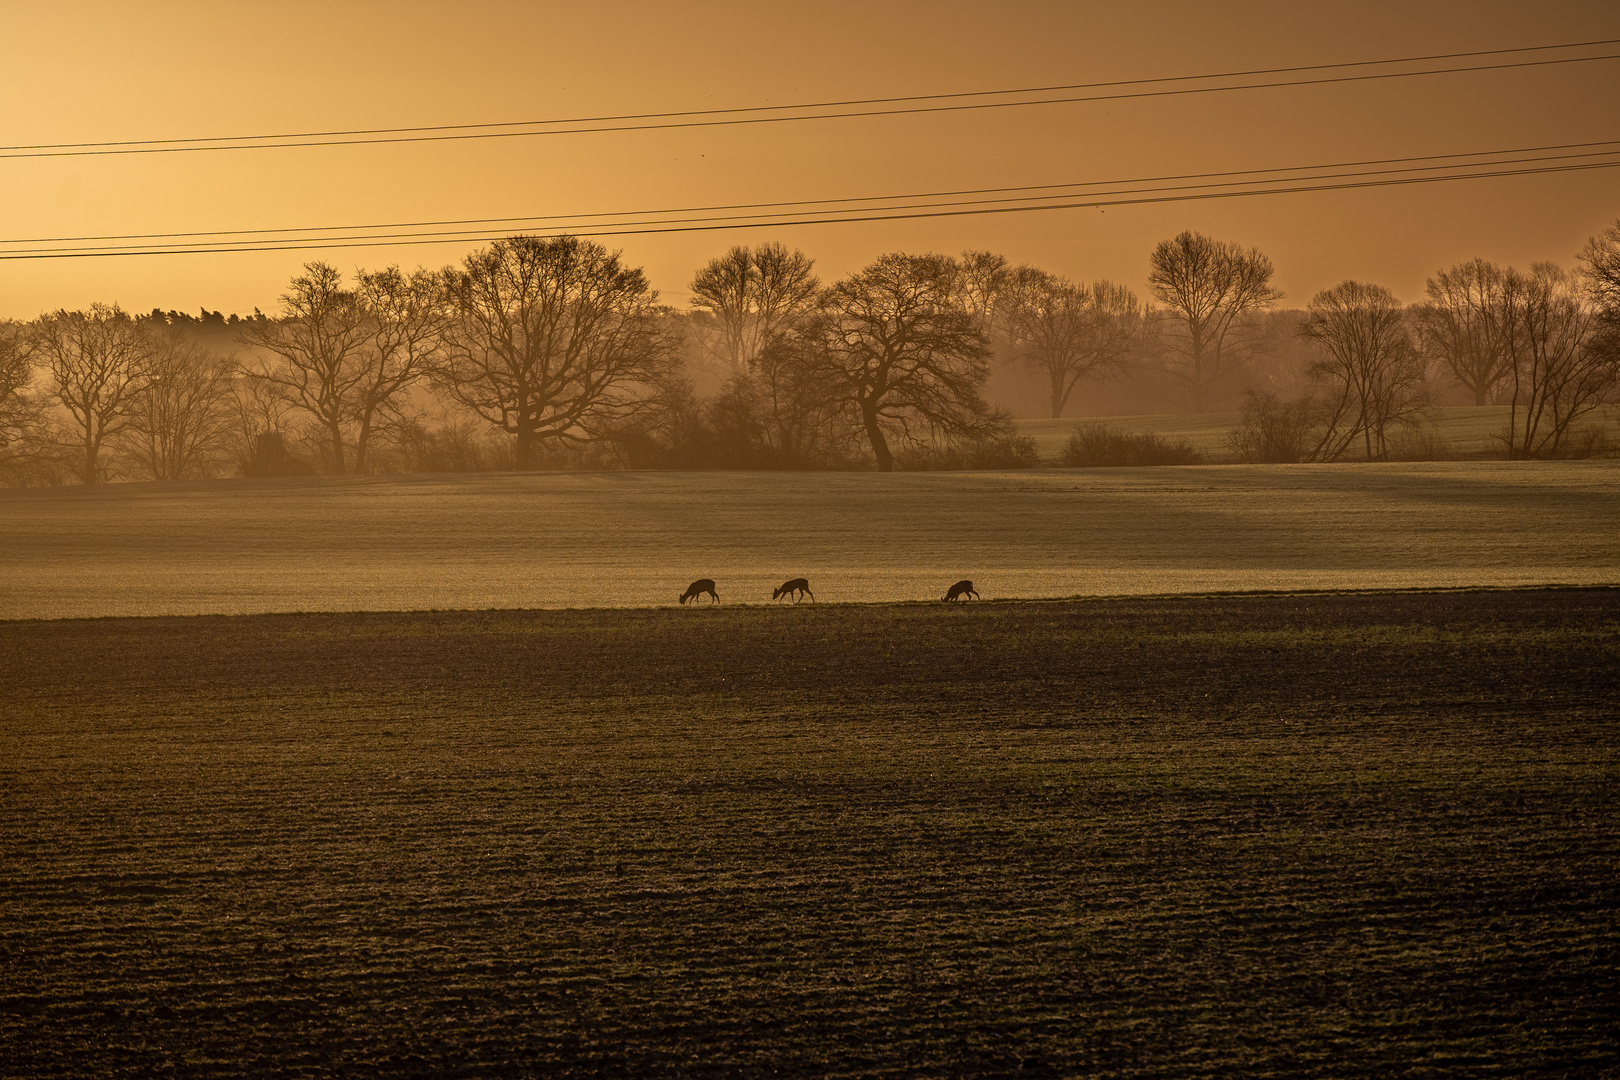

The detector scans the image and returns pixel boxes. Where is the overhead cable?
[4,154,1616,259]
[10,139,1617,246]
[3,41,1618,159]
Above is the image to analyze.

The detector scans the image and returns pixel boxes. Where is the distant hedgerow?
[896,435,1040,471]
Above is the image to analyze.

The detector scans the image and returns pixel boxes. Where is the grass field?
[2,462,1617,620]
[2,590,1616,1077]
[1016,405,1620,462]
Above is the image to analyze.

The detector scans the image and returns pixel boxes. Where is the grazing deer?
[679,578,719,605]
[943,579,980,602]
[772,577,814,603]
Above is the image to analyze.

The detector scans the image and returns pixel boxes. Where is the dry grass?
[2,589,1616,1077]
[2,462,1617,620]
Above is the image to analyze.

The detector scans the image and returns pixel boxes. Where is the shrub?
[1387,421,1457,462]
[1060,423,1202,467]
[1227,392,1318,464]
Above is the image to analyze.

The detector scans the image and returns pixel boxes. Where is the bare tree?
[34,304,152,483]
[798,253,995,471]
[1581,220,1620,411]
[239,263,368,473]
[1,319,44,472]
[241,263,447,474]
[1413,258,1514,405]
[349,266,454,470]
[1578,218,1620,311]
[951,250,1013,334]
[229,369,300,477]
[1147,231,1282,411]
[1005,272,1143,418]
[1491,263,1614,458]
[721,330,863,467]
[122,328,238,480]
[438,235,680,469]
[688,242,819,376]
[1300,281,1427,460]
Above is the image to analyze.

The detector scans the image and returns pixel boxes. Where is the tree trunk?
[81,435,99,485]
[1189,327,1208,413]
[1473,383,1489,407]
[1050,370,1066,419]
[515,425,536,470]
[354,419,371,475]
[327,419,347,476]
[860,399,893,472]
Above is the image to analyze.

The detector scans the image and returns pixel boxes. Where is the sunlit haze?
[4,0,1618,317]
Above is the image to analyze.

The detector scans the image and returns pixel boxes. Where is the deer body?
[680,578,720,605]
[944,579,979,602]
[772,577,814,602]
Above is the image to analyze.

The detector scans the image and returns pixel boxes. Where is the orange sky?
[2,0,1618,319]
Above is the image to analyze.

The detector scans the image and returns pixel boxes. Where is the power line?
[10,139,1617,247]
[13,139,1618,245]
[5,48,1618,159]
[5,157,1615,259]
[10,38,1618,151]
[10,146,1619,255]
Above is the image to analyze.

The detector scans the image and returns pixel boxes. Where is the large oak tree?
[799,253,995,471]
[438,235,679,469]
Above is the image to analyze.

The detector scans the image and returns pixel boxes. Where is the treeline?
[2,223,1619,484]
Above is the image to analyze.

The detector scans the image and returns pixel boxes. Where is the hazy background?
[4,0,1619,318]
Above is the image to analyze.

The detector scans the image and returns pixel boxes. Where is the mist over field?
[2,461,1617,620]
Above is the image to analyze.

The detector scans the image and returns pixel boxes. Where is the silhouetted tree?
[349,266,454,470]
[0,320,44,473]
[1581,219,1620,311]
[688,243,819,376]
[122,328,238,480]
[1147,231,1282,411]
[34,304,152,483]
[951,250,1013,337]
[1413,259,1514,405]
[797,253,995,471]
[763,326,872,466]
[438,235,680,469]
[239,263,368,474]
[1491,263,1614,458]
[229,368,299,476]
[1301,281,1427,461]
[1005,272,1143,417]
[241,263,451,474]
[1580,219,1620,384]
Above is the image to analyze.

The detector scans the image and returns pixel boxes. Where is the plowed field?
[2,589,1617,1077]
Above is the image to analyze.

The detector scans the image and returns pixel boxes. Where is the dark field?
[2,590,1617,1078]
